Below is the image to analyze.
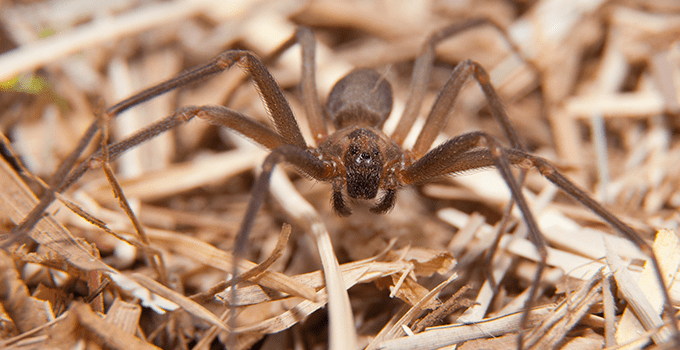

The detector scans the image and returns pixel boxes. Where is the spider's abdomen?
[325,68,393,129]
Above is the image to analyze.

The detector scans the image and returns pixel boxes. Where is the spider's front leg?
[234,145,334,257]
[8,48,309,244]
[402,131,547,259]
[407,133,680,345]
[402,130,548,348]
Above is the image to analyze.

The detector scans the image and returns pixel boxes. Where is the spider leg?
[3,107,194,246]
[403,132,546,259]
[235,145,332,250]
[394,21,536,302]
[403,131,547,349]
[107,50,306,150]
[392,19,519,148]
[223,50,307,148]
[369,188,396,214]
[408,139,680,345]
[403,52,544,347]
[331,178,352,217]
[18,104,280,218]
[228,27,327,143]
[516,151,680,344]
[7,48,306,243]
[222,27,327,145]
[404,132,498,182]
[89,105,286,182]
[295,27,328,143]
[229,145,332,302]
[411,59,521,156]
[4,118,101,247]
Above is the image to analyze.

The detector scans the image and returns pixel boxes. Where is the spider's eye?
[348,145,359,156]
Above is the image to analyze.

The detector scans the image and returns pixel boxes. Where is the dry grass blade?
[229,223,291,287]
[90,148,267,202]
[191,223,292,303]
[0,149,113,273]
[145,226,316,301]
[611,229,680,349]
[268,167,356,350]
[103,298,142,335]
[68,301,160,350]
[0,0,231,82]
[127,273,228,332]
[215,244,455,306]
[100,147,167,283]
[55,192,163,257]
[367,272,458,350]
[0,149,224,328]
[232,261,371,335]
[603,273,618,347]
[0,250,51,333]
[3,302,159,350]
[523,270,604,349]
[411,284,475,333]
[377,305,554,350]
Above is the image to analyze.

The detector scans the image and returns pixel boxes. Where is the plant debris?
[1,0,680,349]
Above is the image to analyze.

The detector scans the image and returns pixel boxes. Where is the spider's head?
[344,129,384,200]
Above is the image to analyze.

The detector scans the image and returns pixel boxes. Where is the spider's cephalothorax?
[344,128,384,200]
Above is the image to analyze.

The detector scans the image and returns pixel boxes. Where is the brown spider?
[6,20,678,347]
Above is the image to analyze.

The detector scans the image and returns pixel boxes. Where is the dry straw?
[2,0,680,349]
